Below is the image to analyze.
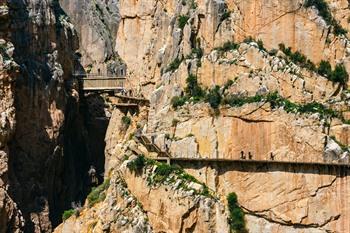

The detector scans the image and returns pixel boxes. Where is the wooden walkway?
[153,157,350,168]
[135,134,350,168]
[114,94,149,103]
[112,103,139,107]
[73,74,126,91]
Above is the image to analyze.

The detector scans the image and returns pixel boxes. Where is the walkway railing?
[134,133,171,158]
[163,157,350,167]
[73,73,126,91]
[134,133,350,168]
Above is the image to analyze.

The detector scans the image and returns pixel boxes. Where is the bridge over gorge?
[73,73,149,108]
[73,73,126,92]
[134,134,350,171]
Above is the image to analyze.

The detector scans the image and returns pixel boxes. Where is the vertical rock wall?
[59,0,123,75]
[0,0,95,231]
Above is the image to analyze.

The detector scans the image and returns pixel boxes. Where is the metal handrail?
[73,73,126,78]
[159,157,350,167]
[78,77,126,80]
[135,134,349,167]
[77,76,126,91]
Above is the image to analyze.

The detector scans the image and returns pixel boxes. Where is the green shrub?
[0,44,10,61]
[243,36,254,44]
[171,96,188,109]
[185,74,205,100]
[186,47,203,66]
[333,23,348,36]
[220,10,231,21]
[331,64,348,84]
[278,43,316,71]
[201,185,210,196]
[154,163,176,183]
[206,86,222,109]
[62,209,76,221]
[215,41,239,54]
[223,94,263,107]
[257,39,266,51]
[317,60,332,77]
[128,132,135,140]
[290,51,306,64]
[223,79,234,91]
[127,155,146,172]
[121,116,131,126]
[227,193,247,233]
[180,172,198,183]
[178,15,190,29]
[268,49,278,56]
[87,179,110,207]
[191,47,203,59]
[166,57,183,72]
[317,61,348,84]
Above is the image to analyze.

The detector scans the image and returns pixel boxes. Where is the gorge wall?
[1,0,107,231]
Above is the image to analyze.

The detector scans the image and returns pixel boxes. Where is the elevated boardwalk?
[135,134,350,168]
[113,94,149,102]
[73,73,126,91]
[154,157,350,168]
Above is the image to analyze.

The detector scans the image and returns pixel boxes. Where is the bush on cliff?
[331,64,348,85]
[165,57,183,73]
[127,155,146,172]
[317,60,348,85]
[185,74,206,101]
[227,192,247,233]
[178,15,189,29]
[206,85,222,109]
[317,60,332,77]
[87,179,110,207]
[215,41,239,54]
[62,209,76,221]
[171,96,188,109]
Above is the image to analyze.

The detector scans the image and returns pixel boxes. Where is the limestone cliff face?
[114,0,350,232]
[180,157,350,232]
[116,0,350,88]
[60,0,124,74]
[0,4,24,230]
[0,0,98,231]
